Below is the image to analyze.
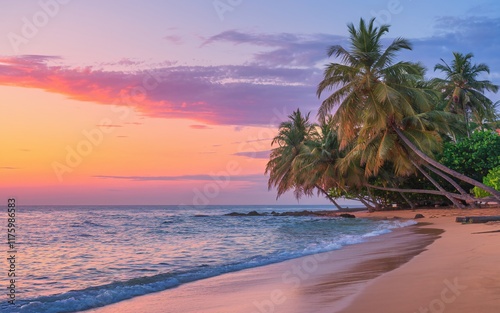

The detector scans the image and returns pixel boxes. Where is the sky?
[1,0,500,205]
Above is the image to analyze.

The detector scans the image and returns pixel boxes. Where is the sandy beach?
[84,207,500,313]
[341,207,500,313]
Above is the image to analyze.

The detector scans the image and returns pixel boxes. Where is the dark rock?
[224,211,264,216]
[226,209,345,218]
[414,214,425,219]
[225,212,246,216]
[247,210,262,216]
[339,213,356,218]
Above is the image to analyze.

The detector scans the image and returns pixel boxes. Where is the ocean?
[1,205,417,313]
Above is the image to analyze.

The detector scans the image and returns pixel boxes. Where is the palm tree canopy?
[317,18,442,177]
[265,111,344,207]
[265,109,317,199]
[432,52,499,128]
[317,18,434,150]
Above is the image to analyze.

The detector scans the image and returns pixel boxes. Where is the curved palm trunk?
[366,187,383,210]
[412,161,465,209]
[365,184,470,201]
[424,164,477,208]
[398,191,416,209]
[393,126,500,202]
[315,185,343,210]
[424,164,468,196]
[358,197,376,211]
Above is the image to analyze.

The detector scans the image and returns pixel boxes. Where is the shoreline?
[83,218,439,313]
[340,207,500,313]
[83,207,500,313]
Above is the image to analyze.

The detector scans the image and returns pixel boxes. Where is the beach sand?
[340,207,500,313]
[84,207,500,313]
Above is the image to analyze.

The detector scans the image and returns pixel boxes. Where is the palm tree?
[265,109,342,209]
[293,118,371,209]
[317,18,500,203]
[317,17,441,178]
[265,109,314,198]
[433,52,499,137]
[317,18,430,149]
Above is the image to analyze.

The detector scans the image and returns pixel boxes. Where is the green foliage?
[473,166,500,198]
[267,19,500,209]
[432,52,499,137]
[316,18,446,179]
[440,130,500,183]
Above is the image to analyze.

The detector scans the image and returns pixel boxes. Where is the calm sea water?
[1,205,416,313]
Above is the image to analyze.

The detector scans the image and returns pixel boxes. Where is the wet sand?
[340,207,500,313]
[84,207,500,313]
[84,220,441,312]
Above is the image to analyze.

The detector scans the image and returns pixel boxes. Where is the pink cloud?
[189,125,212,129]
[164,35,183,45]
[0,55,318,125]
[96,124,122,128]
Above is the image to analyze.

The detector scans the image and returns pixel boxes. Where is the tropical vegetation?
[473,166,500,199]
[432,52,499,138]
[266,18,500,209]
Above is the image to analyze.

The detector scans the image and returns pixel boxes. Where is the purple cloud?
[204,30,346,67]
[0,55,319,126]
[190,125,212,129]
[233,150,270,159]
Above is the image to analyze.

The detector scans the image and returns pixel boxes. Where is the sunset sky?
[1,0,499,205]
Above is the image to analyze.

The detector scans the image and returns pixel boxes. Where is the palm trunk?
[412,161,465,208]
[464,104,471,138]
[424,164,468,196]
[364,184,470,201]
[337,187,377,211]
[424,164,477,207]
[393,126,500,202]
[315,185,343,210]
[358,197,376,211]
[388,181,416,209]
[366,187,382,210]
[398,192,416,209]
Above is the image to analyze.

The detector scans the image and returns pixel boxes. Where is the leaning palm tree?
[317,18,429,149]
[432,52,499,137]
[265,109,344,209]
[292,118,356,209]
[265,109,314,198]
[317,18,500,203]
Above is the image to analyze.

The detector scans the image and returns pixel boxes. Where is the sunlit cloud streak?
[93,174,266,182]
[2,18,499,129]
[233,150,270,159]
[0,55,319,126]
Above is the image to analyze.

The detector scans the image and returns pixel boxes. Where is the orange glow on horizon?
[1,85,273,204]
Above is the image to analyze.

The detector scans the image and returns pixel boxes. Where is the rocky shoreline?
[223,210,357,218]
